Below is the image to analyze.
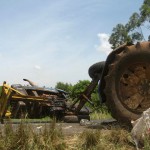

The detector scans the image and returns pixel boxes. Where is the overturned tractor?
[0,41,150,124]
[70,41,150,124]
[0,79,90,122]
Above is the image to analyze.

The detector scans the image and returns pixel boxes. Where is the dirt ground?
[60,118,117,136]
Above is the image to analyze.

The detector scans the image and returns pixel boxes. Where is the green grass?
[90,104,112,120]
[90,111,112,120]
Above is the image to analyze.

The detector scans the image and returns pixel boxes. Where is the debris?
[80,119,91,126]
[131,108,150,150]
[37,126,42,129]
[63,126,72,129]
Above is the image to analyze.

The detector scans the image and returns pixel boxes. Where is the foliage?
[109,0,150,49]
[55,80,101,108]
[71,80,90,98]
[109,24,132,49]
[140,0,150,23]
[70,80,101,108]
[55,82,73,93]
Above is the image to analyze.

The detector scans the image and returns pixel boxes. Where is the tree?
[109,0,150,49]
[126,13,141,31]
[55,82,73,93]
[55,80,101,108]
[71,80,100,108]
[109,24,131,49]
[140,0,150,23]
[71,80,90,98]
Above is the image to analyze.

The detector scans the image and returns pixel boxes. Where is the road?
[0,118,117,136]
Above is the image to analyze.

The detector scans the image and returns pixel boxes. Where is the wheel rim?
[119,62,150,113]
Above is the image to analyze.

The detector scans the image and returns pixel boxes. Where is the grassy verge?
[1,116,150,150]
[0,120,66,150]
[66,124,150,150]
[75,128,134,150]
[0,122,137,150]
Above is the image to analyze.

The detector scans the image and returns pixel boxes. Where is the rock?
[80,119,91,126]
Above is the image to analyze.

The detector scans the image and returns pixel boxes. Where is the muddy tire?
[88,61,105,79]
[105,42,150,123]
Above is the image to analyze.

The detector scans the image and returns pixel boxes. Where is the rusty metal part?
[23,79,38,87]
[70,78,99,113]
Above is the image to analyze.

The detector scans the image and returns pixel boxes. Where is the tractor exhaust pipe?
[23,79,38,87]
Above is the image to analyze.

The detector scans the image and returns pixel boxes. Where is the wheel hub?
[119,63,150,112]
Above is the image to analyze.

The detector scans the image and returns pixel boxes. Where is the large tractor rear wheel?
[105,42,150,123]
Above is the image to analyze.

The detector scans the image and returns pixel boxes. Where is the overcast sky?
[0,0,143,87]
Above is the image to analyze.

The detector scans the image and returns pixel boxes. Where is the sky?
[0,0,144,87]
